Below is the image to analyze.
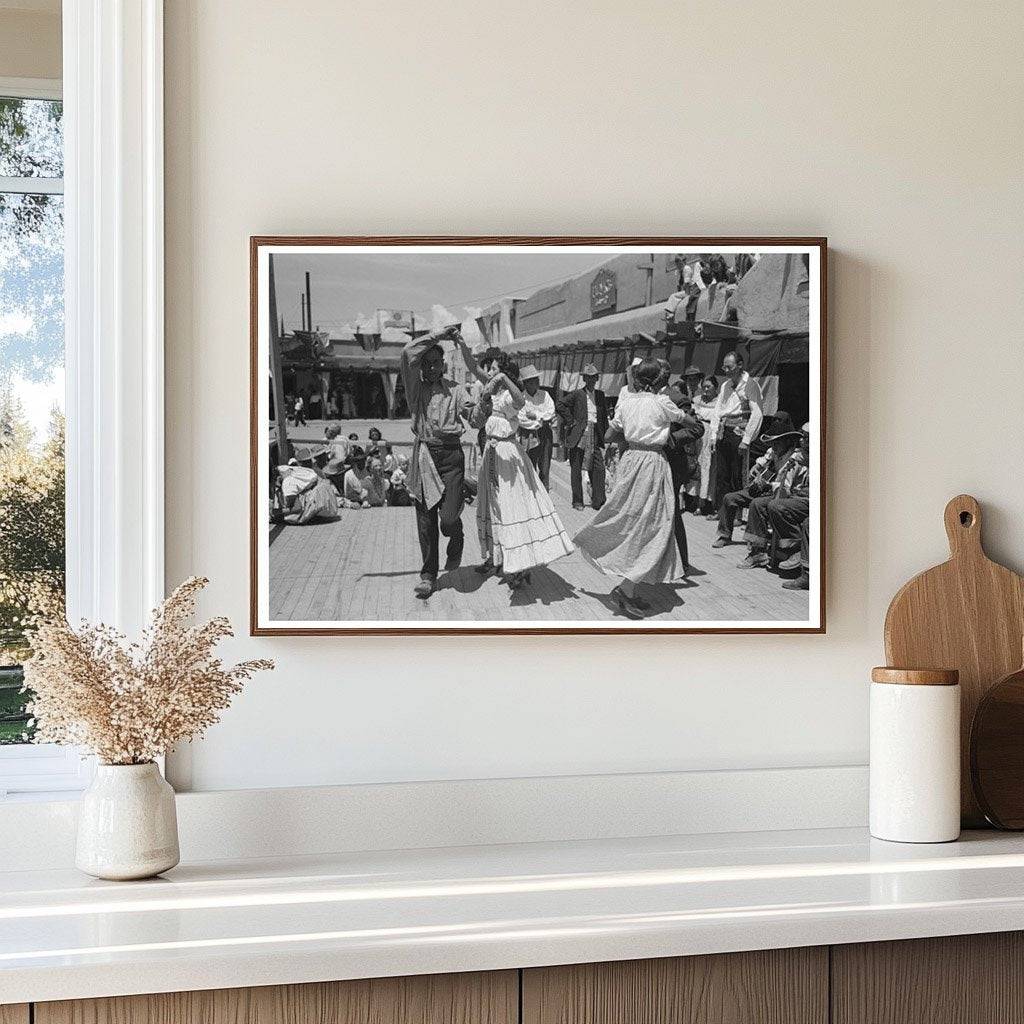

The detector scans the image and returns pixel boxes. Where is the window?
[0,81,85,797]
[0,6,166,797]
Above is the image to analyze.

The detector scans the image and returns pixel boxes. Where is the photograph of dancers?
[252,238,825,633]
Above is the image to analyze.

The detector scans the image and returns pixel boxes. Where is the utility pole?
[305,271,313,333]
[300,293,306,332]
[268,255,290,461]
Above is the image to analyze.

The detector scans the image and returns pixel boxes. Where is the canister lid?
[871,667,959,686]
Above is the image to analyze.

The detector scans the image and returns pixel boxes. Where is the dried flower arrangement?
[22,576,273,765]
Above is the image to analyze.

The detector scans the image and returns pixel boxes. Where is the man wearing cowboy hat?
[713,412,799,549]
[556,362,608,510]
[517,364,555,489]
[740,421,810,571]
[767,423,812,585]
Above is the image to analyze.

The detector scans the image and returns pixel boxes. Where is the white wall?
[164,0,1024,792]
[0,5,61,80]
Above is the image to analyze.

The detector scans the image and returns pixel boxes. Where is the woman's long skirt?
[477,438,574,573]
[694,426,716,502]
[292,478,340,524]
[573,448,683,584]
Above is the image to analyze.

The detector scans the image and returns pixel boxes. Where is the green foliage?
[0,395,64,741]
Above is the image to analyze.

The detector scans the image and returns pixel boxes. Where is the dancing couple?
[458,335,573,589]
[400,326,571,598]
[574,358,693,619]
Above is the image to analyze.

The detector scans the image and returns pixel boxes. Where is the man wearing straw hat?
[517,364,555,489]
[557,363,608,511]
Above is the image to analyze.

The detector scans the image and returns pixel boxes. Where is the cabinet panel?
[522,948,828,1024]
[0,1006,29,1024]
[36,970,517,1024]
[832,932,1024,1024]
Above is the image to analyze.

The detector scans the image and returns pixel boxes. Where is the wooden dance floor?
[268,454,810,625]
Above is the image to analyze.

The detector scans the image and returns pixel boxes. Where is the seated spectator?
[739,424,810,569]
[664,264,700,330]
[342,447,386,508]
[275,463,339,524]
[324,424,349,462]
[713,413,799,550]
[387,454,412,507]
[310,444,330,472]
[781,516,810,591]
[321,456,347,498]
[366,426,384,456]
[277,462,317,506]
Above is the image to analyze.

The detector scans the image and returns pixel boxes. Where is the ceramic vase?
[76,762,180,880]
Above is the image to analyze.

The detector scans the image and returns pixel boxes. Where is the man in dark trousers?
[765,423,811,578]
[781,517,810,590]
[741,423,810,570]
[711,350,763,508]
[400,325,475,599]
[663,387,705,573]
[557,363,608,510]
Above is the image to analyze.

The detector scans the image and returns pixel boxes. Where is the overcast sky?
[272,251,607,336]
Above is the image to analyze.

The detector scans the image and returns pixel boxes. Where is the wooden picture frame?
[250,237,827,635]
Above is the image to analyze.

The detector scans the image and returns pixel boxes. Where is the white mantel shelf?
[4,827,1024,1004]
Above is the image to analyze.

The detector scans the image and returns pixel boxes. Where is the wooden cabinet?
[34,971,517,1024]
[522,948,828,1024]
[832,932,1024,1024]
[24,932,1024,1024]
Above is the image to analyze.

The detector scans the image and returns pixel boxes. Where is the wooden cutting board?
[884,494,1024,826]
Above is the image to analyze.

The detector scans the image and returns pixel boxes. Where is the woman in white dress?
[690,375,720,516]
[574,359,689,619]
[458,339,573,590]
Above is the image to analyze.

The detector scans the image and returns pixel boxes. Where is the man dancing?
[400,325,475,599]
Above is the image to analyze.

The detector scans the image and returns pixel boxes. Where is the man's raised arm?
[400,329,447,411]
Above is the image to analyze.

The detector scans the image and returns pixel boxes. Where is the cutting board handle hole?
[960,511,974,527]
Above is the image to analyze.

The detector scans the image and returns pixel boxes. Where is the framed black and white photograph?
[250,237,826,635]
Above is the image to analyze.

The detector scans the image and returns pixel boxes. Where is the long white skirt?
[574,448,683,584]
[477,437,574,573]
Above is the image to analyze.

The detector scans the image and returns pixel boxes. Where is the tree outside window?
[0,95,65,744]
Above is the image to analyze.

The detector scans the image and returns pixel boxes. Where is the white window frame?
[0,1,165,798]
[0,75,86,797]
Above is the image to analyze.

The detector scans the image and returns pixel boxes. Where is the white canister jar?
[76,762,180,880]
[870,667,961,843]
